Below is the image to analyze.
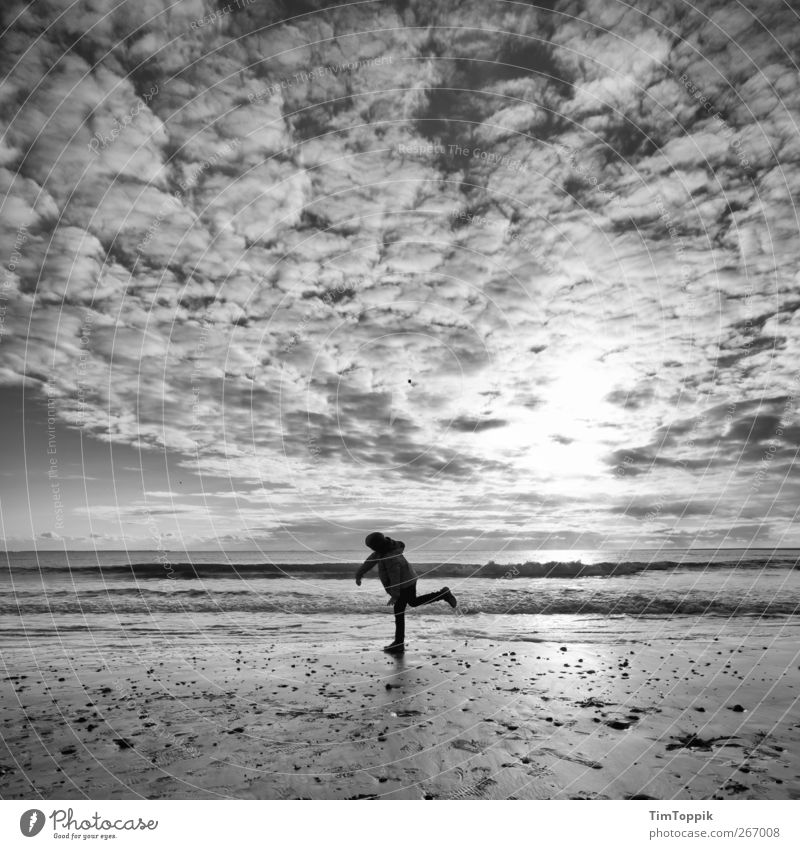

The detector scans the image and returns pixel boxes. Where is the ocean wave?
[2,593,798,617]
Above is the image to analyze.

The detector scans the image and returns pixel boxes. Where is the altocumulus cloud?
[1,0,800,548]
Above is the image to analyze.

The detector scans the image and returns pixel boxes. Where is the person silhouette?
[355,532,457,653]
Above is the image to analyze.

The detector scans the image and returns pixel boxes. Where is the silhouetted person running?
[355,532,457,654]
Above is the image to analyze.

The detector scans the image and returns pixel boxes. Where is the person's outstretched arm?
[355,553,378,585]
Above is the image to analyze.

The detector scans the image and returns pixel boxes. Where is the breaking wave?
[3,587,798,617]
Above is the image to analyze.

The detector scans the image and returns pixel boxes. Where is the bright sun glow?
[476,353,630,480]
[546,355,619,416]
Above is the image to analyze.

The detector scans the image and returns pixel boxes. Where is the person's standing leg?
[391,593,408,648]
[387,584,457,652]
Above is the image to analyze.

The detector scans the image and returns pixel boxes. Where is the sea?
[2,548,799,647]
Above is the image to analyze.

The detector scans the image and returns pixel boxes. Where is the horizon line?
[3,546,799,553]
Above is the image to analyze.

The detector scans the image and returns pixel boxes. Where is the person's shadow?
[382,652,409,694]
[387,652,406,669]
[379,653,414,720]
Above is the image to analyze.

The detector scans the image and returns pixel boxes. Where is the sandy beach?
[2,614,798,800]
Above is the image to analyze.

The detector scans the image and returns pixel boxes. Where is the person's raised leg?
[408,584,458,608]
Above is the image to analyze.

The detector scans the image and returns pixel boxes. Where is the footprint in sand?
[445,776,497,799]
[517,758,554,778]
[451,739,485,754]
[536,747,603,770]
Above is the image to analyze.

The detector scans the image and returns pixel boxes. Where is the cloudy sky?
[1,0,799,553]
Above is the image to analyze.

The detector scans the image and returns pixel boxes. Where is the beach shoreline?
[2,620,798,800]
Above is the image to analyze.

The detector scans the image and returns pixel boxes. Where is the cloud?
[2,0,799,546]
[612,499,717,519]
[447,415,508,432]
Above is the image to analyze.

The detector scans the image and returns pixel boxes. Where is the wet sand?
[2,626,799,799]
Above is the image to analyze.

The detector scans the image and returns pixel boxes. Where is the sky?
[1,0,799,553]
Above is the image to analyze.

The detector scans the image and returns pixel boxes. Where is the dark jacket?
[356,540,417,599]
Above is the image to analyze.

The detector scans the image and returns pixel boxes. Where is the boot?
[442,587,458,608]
